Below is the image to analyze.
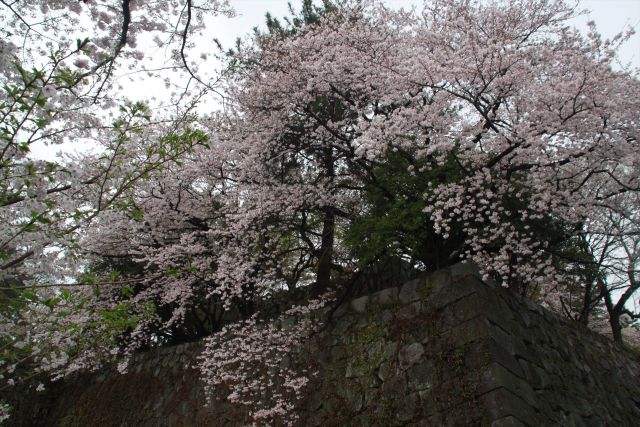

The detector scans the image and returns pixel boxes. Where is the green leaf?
[80,272,96,285]
[60,288,72,301]
[120,286,134,298]
[131,208,144,220]
[165,267,180,277]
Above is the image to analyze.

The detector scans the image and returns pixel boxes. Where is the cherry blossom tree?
[2,0,640,424]
[190,0,640,420]
[0,0,234,280]
[0,0,234,292]
[0,0,234,417]
[578,194,640,343]
[217,0,640,297]
[208,2,639,417]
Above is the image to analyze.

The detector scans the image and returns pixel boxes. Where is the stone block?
[350,295,369,313]
[399,279,423,303]
[375,308,394,324]
[490,415,527,426]
[478,387,542,424]
[407,359,434,391]
[429,276,480,309]
[478,363,538,409]
[518,359,550,391]
[332,301,350,318]
[331,315,355,336]
[485,338,526,379]
[488,322,531,361]
[440,316,491,346]
[399,342,425,369]
[384,341,398,359]
[449,262,482,280]
[396,392,420,422]
[373,287,399,306]
[461,340,493,371]
[377,361,394,382]
[396,301,422,320]
[439,294,483,327]
[380,374,406,398]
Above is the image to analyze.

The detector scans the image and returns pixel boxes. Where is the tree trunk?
[314,145,335,295]
[315,207,335,293]
[578,278,595,326]
[610,316,624,344]
[598,277,623,344]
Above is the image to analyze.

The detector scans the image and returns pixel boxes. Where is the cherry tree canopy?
[0,0,233,285]
[1,0,639,424]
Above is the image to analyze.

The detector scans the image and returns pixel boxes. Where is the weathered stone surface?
[479,363,538,409]
[399,343,424,369]
[479,387,543,424]
[406,360,433,391]
[350,295,369,313]
[490,415,527,427]
[8,263,640,427]
[398,278,422,303]
[372,286,398,306]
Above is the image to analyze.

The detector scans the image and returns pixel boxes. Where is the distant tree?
[583,200,640,343]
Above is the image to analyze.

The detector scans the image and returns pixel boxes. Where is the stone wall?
[8,264,640,426]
